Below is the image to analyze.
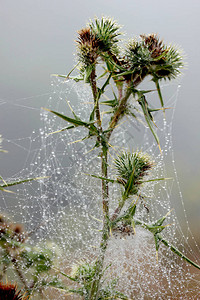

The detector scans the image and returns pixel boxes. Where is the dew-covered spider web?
[1,76,200,299]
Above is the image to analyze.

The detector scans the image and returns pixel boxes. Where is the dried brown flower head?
[12,224,23,235]
[140,34,183,80]
[0,215,6,224]
[0,215,26,244]
[76,27,100,65]
[0,282,28,300]
[0,215,10,237]
[77,28,98,47]
[140,34,165,58]
[11,224,25,243]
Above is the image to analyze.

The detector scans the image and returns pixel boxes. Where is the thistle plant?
[0,137,58,298]
[0,213,59,298]
[44,16,200,299]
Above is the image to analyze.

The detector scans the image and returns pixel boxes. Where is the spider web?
[1,76,200,299]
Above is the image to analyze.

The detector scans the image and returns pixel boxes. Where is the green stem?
[155,79,165,117]
[89,69,110,299]
[89,147,110,299]
[89,223,109,299]
[89,145,109,298]
[134,219,200,271]
[157,235,200,270]
[90,67,109,216]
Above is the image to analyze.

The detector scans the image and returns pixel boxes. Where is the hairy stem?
[101,147,109,215]
[90,67,109,215]
[89,222,109,299]
[106,84,132,140]
[90,68,101,127]
[89,69,110,299]
[89,146,110,299]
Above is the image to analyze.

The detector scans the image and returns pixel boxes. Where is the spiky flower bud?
[71,261,96,284]
[140,34,164,58]
[125,40,151,80]
[115,151,153,195]
[89,17,121,55]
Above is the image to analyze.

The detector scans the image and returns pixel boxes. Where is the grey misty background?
[0,1,200,241]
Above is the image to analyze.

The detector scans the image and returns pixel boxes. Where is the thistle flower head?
[140,34,165,58]
[115,151,153,195]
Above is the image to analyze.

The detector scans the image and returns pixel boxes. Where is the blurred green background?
[0,1,199,243]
